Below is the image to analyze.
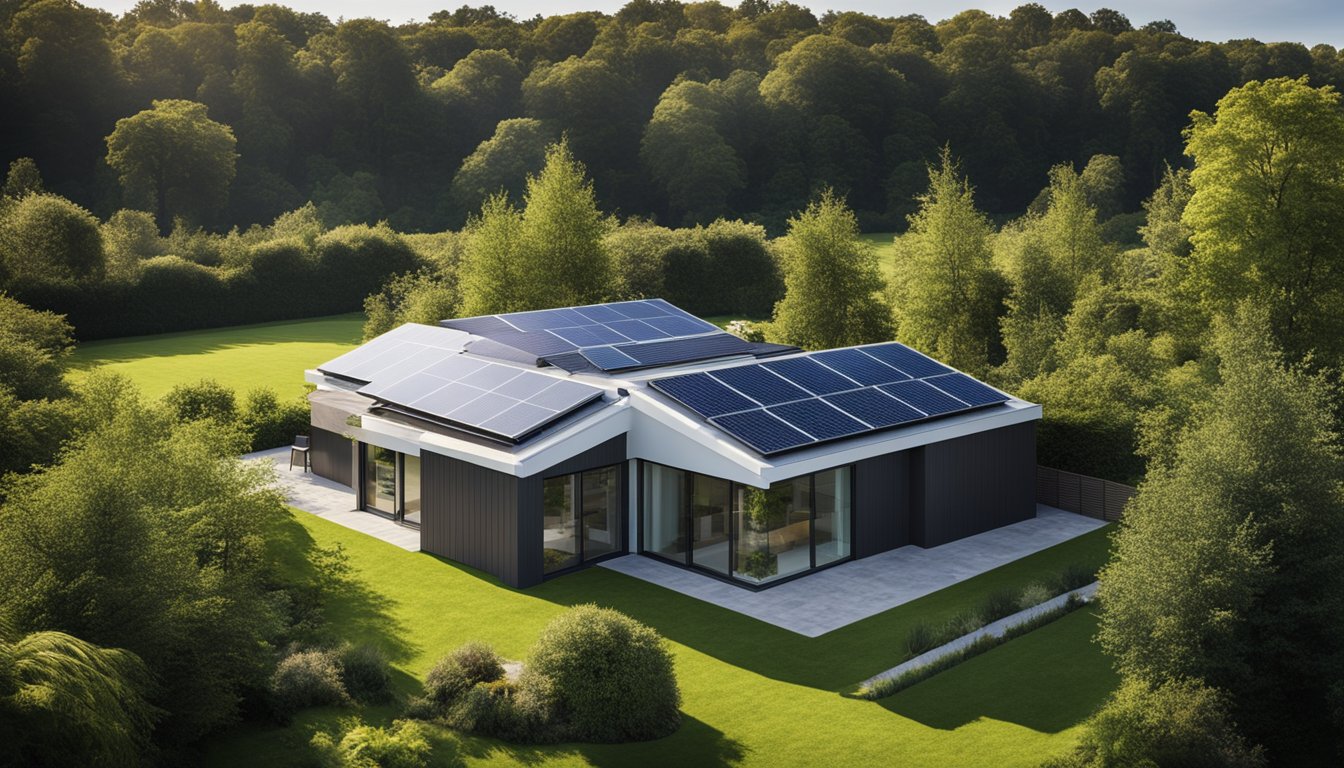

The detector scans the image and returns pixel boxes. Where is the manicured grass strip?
[200,511,1116,767]
[860,593,1090,699]
[68,313,364,399]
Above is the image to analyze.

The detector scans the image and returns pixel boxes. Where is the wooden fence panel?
[1036,465,1137,521]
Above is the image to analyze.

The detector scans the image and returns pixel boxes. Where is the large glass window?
[813,467,851,566]
[640,461,854,586]
[364,446,397,515]
[642,463,687,560]
[582,467,618,560]
[543,475,578,574]
[734,478,811,584]
[403,455,421,526]
[691,474,731,575]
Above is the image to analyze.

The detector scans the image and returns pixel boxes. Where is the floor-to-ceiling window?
[641,461,854,587]
[544,464,622,576]
[360,445,422,526]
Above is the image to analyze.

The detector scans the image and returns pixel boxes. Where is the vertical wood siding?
[310,427,353,487]
[420,452,521,586]
[911,421,1037,547]
[854,450,910,557]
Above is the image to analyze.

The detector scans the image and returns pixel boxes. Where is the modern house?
[305,299,1040,589]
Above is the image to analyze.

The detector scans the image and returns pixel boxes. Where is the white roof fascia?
[398,399,633,478]
[626,393,770,486]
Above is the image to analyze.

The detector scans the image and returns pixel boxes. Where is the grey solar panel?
[407,381,489,415]
[528,379,602,412]
[477,402,560,439]
[457,363,523,389]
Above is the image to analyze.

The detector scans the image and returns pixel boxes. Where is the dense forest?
[3,0,1343,232]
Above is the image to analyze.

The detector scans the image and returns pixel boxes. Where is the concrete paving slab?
[245,447,421,551]
[599,505,1106,637]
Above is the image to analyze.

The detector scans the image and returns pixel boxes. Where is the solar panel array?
[650,343,1012,455]
[317,324,606,444]
[440,299,757,372]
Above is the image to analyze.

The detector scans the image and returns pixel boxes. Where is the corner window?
[543,465,622,576]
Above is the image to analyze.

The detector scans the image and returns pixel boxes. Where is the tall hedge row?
[17,225,421,340]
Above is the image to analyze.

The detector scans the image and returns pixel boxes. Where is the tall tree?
[1182,76,1344,365]
[458,192,526,316]
[104,100,238,232]
[890,147,1003,375]
[1097,304,1344,763]
[769,190,892,349]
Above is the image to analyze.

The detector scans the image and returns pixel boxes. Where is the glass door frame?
[540,463,625,578]
[358,443,420,527]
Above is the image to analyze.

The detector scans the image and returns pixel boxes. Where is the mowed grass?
[860,232,899,283]
[68,313,365,400]
[201,511,1117,767]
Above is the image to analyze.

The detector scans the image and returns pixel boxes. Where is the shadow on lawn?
[267,509,417,664]
[450,714,746,768]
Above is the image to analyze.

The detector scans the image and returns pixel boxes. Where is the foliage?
[0,193,105,287]
[105,99,238,232]
[362,271,459,340]
[0,293,73,401]
[890,147,1004,375]
[527,604,680,742]
[270,648,350,717]
[338,644,392,704]
[769,190,892,349]
[1045,678,1265,768]
[980,587,1021,623]
[421,642,504,711]
[457,193,526,316]
[1181,77,1344,364]
[310,718,432,768]
[2,157,43,199]
[163,378,238,423]
[1097,305,1344,763]
[904,621,939,657]
[448,118,555,222]
[0,619,160,768]
[239,388,311,452]
[0,379,297,744]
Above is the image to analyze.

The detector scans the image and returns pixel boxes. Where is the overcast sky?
[84,1,1344,48]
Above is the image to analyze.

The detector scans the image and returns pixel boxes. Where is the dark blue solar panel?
[501,308,588,332]
[762,357,858,395]
[879,379,966,416]
[650,372,758,418]
[644,315,716,336]
[580,345,640,370]
[609,300,666,320]
[811,348,908,385]
[621,334,754,366]
[769,399,868,441]
[550,325,628,347]
[710,365,810,406]
[574,304,628,323]
[823,388,925,428]
[861,343,954,378]
[710,410,814,454]
[926,373,1010,407]
[605,319,670,342]
[477,402,560,438]
[482,329,578,357]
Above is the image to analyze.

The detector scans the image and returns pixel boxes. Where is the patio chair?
[289,435,310,472]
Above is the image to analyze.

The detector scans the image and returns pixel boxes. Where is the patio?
[599,505,1106,637]
[246,446,421,551]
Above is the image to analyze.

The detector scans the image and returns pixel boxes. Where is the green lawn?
[859,232,899,283]
[202,511,1117,767]
[68,313,365,400]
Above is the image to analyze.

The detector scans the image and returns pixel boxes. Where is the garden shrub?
[1056,563,1096,593]
[164,379,237,423]
[311,718,431,768]
[240,387,310,451]
[445,679,514,734]
[1044,678,1266,768]
[527,604,680,742]
[980,587,1022,623]
[944,610,985,639]
[422,642,504,710]
[904,620,939,656]
[339,643,392,704]
[1017,581,1055,610]
[271,648,350,716]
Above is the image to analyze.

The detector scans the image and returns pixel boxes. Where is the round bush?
[270,648,349,715]
[527,604,680,742]
[423,642,503,709]
[339,643,392,703]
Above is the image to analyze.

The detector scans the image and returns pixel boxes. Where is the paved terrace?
[246,447,421,551]
[599,505,1106,637]
[248,446,1104,636]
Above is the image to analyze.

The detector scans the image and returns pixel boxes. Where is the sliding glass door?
[543,464,622,576]
[360,444,422,526]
